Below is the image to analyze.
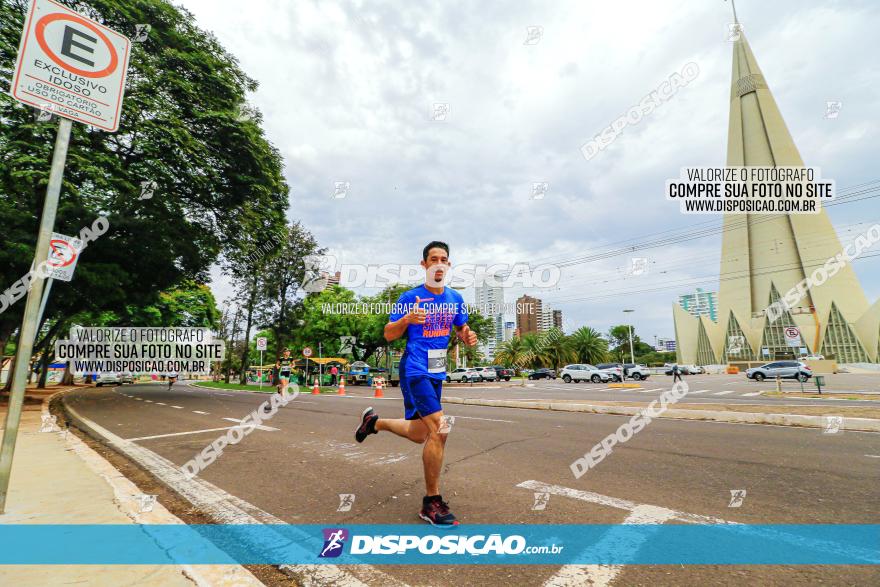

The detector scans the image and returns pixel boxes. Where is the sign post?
[303,347,313,385]
[256,337,267,389]
[0,0,130,513]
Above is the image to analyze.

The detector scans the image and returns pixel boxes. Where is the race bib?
[427,348,447,373]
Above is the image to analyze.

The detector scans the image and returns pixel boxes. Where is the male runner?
[354,241,477,526]
[263,348,296,414]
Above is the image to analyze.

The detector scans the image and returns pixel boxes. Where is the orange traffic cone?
[337,376,346,396]
[374,378,384,398]
[312,377,320,395]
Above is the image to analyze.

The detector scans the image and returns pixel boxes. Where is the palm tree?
[542,328,576,370]
[570,326,609,365]
[494,337,524,366]
[520,334,544,369]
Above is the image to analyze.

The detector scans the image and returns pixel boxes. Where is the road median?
[443,396,880,432]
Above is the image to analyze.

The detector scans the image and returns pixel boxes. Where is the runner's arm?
[455,324,478,346]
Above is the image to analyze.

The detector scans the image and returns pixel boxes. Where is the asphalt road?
[64,382,880,586]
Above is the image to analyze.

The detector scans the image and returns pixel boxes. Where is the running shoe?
[354,407,378,443]
[419,495,458,526]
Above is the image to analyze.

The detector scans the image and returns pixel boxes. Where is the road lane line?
[133,398,142,401]
[126,426,240,441]
[144,400,153,402]
[544,505,676,587]
[688,390,709,394]
[155,402,167,405]
[713,390,735,396]
[170,405,184,409]
[449,415,515,423]
[865,454,880,458]
[193,411,209,415]
[741,392,762,397]
[64,403,402,587]
[223,417,279,432]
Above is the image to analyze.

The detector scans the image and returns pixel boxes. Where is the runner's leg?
[375,418,428,443]
[418,410,446,496]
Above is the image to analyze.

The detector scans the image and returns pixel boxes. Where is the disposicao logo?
[319,528,348,558]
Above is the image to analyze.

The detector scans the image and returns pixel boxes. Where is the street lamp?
[623,309,635,364]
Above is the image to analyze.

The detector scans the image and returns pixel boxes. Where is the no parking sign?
[46,232,83,281]
[784,326,801,348]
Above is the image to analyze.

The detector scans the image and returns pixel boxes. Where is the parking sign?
[11,0,131,131]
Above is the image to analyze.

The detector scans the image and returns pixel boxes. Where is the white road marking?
[133,398,142,401]
[741,392,762,397]
[193,410,209,415]
[688,390,709,394]
[155,402,167,406]
[865,454,880,458]
[518,481,877,569]
[544,505,676,587]
[223,417,279,432]
[144,400,153,403]
[450,415,515,423]
[126,427,242,441]
[641,388,663,393]
[65,403,404,587]
[170,405,184,409]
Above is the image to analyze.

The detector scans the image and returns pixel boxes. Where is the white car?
[560,364,611,383]
[95,372,121,386]
[686,365,705,374]
[118,371,135,384]
[447,368,481,383]
[475,367,497,381]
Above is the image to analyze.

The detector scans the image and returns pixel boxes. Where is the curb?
[442,396,880,432]
[47,388,262,586]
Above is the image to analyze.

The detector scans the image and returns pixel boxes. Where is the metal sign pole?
[34,277,54,343]
[0,118,72,513]
[259,350,263,390]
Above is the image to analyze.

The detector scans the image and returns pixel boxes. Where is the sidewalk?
[0,387,261,587]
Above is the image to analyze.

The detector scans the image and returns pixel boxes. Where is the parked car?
[476,367,497,381]
[664,364,700,376]
[528,368,557,380]
[596,363,624,382]
[489,366,514,381]
[596,363,650,381]
[448,368,482,383]
[746,361,812,382]
[559,364,611,383]
[95,372,121,387]
[118,371,135,384]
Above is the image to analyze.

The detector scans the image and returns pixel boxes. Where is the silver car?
[475,367,497,381]
[95,372,121,387]
[746,361,812,382]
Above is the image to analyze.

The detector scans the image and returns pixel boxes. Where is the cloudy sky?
[181,0,880,344]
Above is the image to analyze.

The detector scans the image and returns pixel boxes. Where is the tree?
[570,326,609,365]
[494,336,525,367]
[542,328,575,370]
[0,0,288,379]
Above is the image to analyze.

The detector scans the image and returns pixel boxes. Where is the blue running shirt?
[389,285,469,380]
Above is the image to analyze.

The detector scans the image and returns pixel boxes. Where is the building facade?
[678,289,718,322]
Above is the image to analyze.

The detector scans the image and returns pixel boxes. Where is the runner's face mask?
[425,262,449,287]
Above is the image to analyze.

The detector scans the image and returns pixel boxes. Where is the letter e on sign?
[11,0,131,132]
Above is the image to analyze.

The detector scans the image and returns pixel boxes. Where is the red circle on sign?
[35,13,119,78]
[785,327,799,337]
[48,239,77,268]
[303,348,313,357]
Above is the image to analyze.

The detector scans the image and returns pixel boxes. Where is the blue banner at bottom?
[0,524,877,565]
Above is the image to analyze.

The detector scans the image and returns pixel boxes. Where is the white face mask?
[425,263,449,287]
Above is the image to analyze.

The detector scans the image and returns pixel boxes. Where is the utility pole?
[623,309,635,365]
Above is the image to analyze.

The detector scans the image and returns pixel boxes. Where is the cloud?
[181,0,880,340]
